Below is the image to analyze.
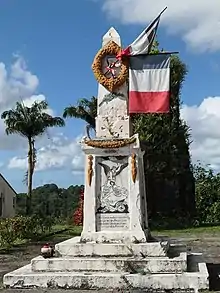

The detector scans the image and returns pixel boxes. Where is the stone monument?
[81,26,148,244]
[3,28,209,292]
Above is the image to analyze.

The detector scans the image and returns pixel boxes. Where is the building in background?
[0,174,16,218]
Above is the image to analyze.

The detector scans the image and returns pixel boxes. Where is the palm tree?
[1,100,65,215]
[63,97,97,137]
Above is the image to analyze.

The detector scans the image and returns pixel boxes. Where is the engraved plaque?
[96,213,129,231]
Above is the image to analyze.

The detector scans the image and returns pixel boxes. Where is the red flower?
[73,188,84,226]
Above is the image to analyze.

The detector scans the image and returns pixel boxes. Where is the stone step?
[31,252,187,274]
[55,236,169,257]
[3,254,208,291]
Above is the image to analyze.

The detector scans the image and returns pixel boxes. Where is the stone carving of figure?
[98,161,128,213]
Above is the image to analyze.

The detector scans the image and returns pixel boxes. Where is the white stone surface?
[55,236,169,257]
[96,115,130,138]
[96,213,129,231]
[97,85,128,117]
[31,252,187,273]
[3,254,208,291]
[102,27,121,47]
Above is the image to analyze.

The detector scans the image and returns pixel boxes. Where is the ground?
[1,226,220,292]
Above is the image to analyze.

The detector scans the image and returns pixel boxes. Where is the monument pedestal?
[3,238,208,291]
[80,134,148,244]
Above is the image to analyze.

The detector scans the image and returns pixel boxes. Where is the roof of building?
[0,173,17,195]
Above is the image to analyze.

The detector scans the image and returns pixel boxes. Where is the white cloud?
[181,97,220,170]
[23,95,54,116]
[0,56,54,150]
[8,134,84,173]
[101,0,220,52]
[1,56,83,174]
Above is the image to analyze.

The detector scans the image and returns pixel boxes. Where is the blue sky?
[0,0,220,193]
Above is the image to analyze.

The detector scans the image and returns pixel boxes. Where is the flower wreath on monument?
[84,137,136,148]
[92,40,128,92]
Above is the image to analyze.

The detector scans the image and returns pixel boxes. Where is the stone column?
[95,27,131,139]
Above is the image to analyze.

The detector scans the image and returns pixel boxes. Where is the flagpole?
[129,52,179,58]
[150,51,179,55]
[159,6,168,17]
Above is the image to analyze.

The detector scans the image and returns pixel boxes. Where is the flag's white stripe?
[129,39,150,56]
[129,68,170,92]
[128,16,160,56]
[129,30,151,53]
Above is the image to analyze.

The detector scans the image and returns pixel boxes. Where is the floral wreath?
[92,41,128,92]
[84,137,136,149]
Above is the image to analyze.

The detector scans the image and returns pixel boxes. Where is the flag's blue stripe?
[129,54,170,70]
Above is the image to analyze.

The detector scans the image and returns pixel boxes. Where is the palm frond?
[1,100,65,138]
[23,171,28,186]
[63,106,80,118]
[63,96,97,129]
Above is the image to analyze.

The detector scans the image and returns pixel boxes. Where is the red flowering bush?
[73,189,84,226]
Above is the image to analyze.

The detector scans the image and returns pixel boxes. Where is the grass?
[152,225,220,237]
[0,224,81,252]
[2,223,220,252]
[41,224,220,241]
[43,225,82,242]
[47,224,220,240]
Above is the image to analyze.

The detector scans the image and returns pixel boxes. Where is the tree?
[1,100,65,215]
[16,183,83,220]
[63,97,97,137]
[194,163,220,224]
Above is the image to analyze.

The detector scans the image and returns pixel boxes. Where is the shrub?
[0,218,18,249]
[194,163,220,224]
[0,215,55,249]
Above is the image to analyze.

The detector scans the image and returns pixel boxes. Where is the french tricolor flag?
[117,7,167,59]
[129,54,171,114]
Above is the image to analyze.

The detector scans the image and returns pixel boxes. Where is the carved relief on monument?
[98,92,127,117]
[96,156,129,214]
[131,153,137,183]
[96,116,130,139]
[87,155,93,186]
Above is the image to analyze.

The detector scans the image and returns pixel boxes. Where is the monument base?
[3,237,209,292]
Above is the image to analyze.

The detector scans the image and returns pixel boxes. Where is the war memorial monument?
[4,10,209,291]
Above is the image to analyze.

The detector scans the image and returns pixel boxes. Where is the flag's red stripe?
[129,91,170,113]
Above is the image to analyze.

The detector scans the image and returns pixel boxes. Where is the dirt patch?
[0,241,47,288]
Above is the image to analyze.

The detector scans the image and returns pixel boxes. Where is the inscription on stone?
[96,213,129,231]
